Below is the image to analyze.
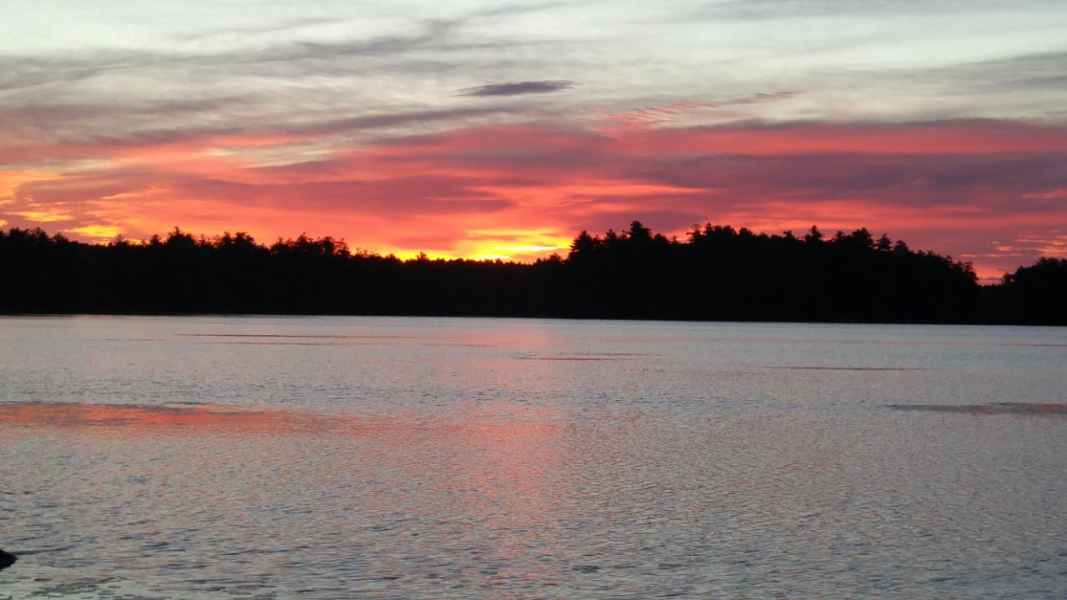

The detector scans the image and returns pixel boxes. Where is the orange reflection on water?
[0,402,344,434]
[1,399,580,592]
[411,400,573,593]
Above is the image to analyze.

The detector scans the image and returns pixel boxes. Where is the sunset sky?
[2,1,1066,280]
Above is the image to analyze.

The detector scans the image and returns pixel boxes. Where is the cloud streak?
[461,80,575,97]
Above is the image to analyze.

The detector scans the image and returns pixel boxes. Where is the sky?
[2,1,1066,280]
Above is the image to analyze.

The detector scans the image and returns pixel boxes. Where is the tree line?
[1,222,1064,324]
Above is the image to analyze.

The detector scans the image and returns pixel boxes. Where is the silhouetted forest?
[2,222,1064,324]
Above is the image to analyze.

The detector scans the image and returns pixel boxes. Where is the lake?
[1,316,1065,599]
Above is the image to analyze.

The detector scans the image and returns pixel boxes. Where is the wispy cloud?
[689,0,1058,21]
[172,17,344,42]
[461,80,575,97]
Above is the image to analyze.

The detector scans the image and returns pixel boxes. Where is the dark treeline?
[2,222,1064,324]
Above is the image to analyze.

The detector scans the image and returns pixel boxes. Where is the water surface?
[1,317,1066,598]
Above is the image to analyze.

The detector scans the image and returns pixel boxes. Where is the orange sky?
[4,119,1067,281]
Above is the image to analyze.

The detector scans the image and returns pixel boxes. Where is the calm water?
[1,316,1066,599]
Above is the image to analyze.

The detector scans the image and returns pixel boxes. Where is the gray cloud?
[466,1,572,20]
[689,0,1056,21]
[0,18,483,94]
[461,80,575,97]
[173,17,344,42]
[282,105,520,136]
[0,96,251,131]
[942,51,1067,92]
[0,102,526,167]
[0,12,578,114]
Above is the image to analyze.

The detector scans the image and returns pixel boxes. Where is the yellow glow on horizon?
[376,232,572,263]
[465,243,567,261]
[70,224,121,238]
[463,233,572,261]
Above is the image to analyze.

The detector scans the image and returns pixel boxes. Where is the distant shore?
[3,223,1065,325]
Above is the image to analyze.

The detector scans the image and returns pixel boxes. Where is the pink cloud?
[3,118,1066,278]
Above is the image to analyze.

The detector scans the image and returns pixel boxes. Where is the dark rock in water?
[0,549,16,571]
